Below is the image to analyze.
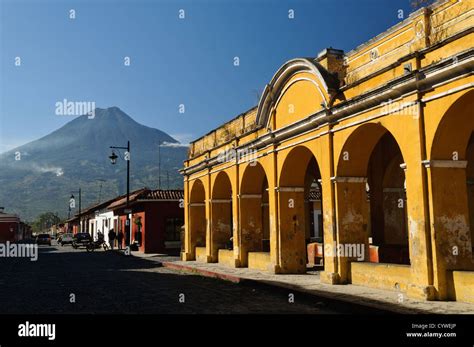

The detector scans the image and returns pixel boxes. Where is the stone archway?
[367,133,409,265]
[239,162,270,269]
[428,90,474,299]
[210,171,233,263]
[278,146,323,274]
[189,179,206,261]
[335,123,408,282]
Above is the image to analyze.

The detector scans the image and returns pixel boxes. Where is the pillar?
[238,194,264,266]
[320,131,340,284]
[209,199,232,262]
[268,147,280,273]
[425,160,474,299]
[277,187,307,274]
[332,177,370,283]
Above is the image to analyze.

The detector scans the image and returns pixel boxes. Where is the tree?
[31,212,61,233]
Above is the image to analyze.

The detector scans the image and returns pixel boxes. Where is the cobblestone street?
[0,243,384,314]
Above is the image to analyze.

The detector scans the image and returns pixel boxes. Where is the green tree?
[32,212,61,233]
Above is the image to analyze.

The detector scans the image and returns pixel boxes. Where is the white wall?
[94,211,116,245]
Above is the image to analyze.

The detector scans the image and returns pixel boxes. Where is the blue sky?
[0,0,414,151]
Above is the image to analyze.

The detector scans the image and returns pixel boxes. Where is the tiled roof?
[0,212,20,222]
[106,188,150,210]
[65,216,79,223]
[80,200,115,216]
[142,189,184,200]
[107,188,184,210]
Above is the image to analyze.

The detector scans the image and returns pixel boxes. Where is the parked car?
[36,233,52,246]
[60,233,74,246]
[72,233,92,249]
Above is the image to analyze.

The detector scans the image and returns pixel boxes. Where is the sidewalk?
[131,252,474,314]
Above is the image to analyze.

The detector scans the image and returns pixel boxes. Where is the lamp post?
[109,141,131,247]
[95,179,106,203]
[70,188,82,232]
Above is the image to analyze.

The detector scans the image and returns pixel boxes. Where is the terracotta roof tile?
[106,188,150,210]
[142,190,184,200]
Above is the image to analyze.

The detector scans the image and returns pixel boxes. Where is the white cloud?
[169,133,195,146]
[0,140,29,153]
[160,141,189,148]
[31,163,64,177]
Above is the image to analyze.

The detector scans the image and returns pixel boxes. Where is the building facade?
[181,0,474,303]
[0,210,31,242]
[107,189,184,254]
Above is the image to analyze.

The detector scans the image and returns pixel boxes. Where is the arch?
[188,179,206,260]
[427,90,474,299]
[430,90,474,160]
[337,123,388,177]
[278,145,325,273]
[240,162,268,195]
[256,58,339,130]
[190,179,205,203]
[210,171,233,262]
[279,146,320,187]
[212,171,232,199]
[268,77,326,130]
[335,124,409,278]
[467,133,474,250]
[239,162,270,267]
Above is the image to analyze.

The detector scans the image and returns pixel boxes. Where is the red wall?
[117,215,129,249]
[113,201,183,253]
[132,211,146,252]
[0,222,17,242]
[128,201,183,254]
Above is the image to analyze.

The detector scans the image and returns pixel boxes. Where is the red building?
[107,189,184,254]
[65,215,80,234]
[0,209,31,242]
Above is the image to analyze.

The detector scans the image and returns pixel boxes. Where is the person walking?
[117,230,124,250]
[108,228,116,250]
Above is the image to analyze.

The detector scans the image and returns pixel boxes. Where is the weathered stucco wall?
[182,0,474,303]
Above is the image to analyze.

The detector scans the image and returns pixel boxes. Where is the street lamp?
[109,141,131,247]
[109,151,118,165]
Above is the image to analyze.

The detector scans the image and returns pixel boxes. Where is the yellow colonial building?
[181,0,474,303]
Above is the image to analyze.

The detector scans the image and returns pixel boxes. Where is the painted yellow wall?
[452,271,474,304]
[182,0,474,302]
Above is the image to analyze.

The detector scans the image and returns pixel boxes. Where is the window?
[165,218,183,242]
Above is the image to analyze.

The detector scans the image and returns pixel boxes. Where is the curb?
[162,262,242,283]
[161,261,425,314]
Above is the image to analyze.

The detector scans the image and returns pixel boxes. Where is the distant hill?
[0,107,188,221]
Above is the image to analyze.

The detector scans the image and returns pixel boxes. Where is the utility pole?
[158,142,161,189]
[70,188,82,232]
[97,179,106,203]
[109,141,131,246]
